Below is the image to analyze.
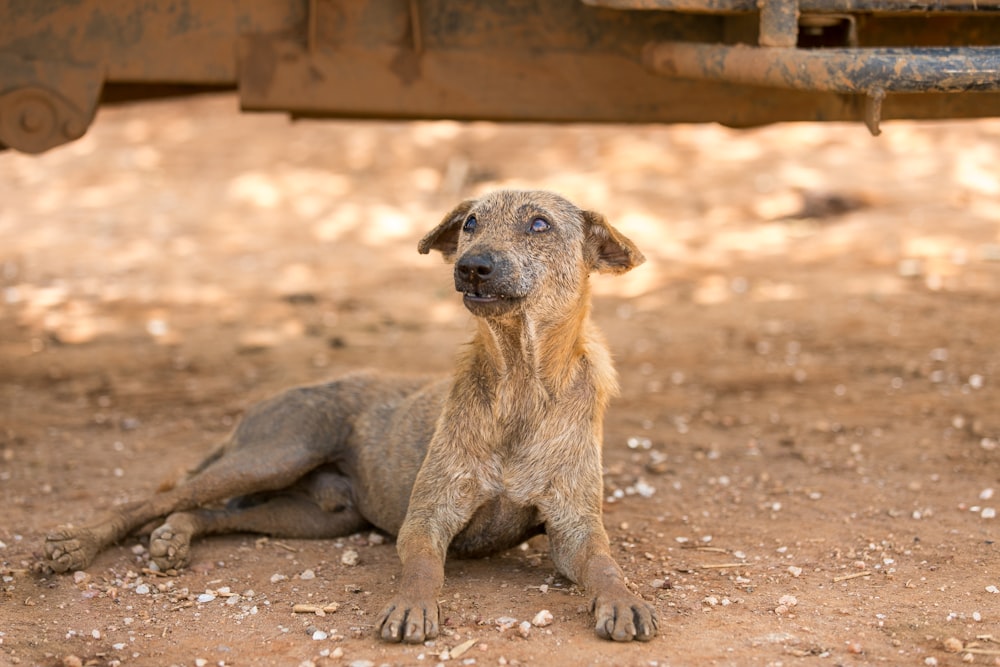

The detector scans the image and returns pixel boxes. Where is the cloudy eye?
[463,216,477,233]
[529,217,550,233]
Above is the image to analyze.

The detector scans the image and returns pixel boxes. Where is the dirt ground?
[1,95,999,667]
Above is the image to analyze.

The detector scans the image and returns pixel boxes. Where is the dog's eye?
[529,217,550,233]
[463,216,477,233]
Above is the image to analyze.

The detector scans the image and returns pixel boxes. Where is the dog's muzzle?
[454,252,523,315]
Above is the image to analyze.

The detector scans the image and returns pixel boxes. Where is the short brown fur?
[44,190,657,643]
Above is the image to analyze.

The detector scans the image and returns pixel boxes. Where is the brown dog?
[44,190,657,642]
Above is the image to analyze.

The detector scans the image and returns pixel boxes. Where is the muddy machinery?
[2,0,999,153]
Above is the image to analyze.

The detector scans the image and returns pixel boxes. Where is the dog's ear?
[418,199,477,261]
[582,210,646,274]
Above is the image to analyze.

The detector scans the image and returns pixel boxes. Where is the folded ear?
[583,210,646,274]
[417,198,477,261]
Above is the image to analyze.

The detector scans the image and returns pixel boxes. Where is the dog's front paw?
[148,521,193,570]
[591,593,658,642]
[376,597,440,643]
[45,527,101,573]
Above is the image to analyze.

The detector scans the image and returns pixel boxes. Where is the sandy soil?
[1,95,999,667]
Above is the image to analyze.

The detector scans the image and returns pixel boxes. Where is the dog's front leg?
[377,459,482,643]
[580,536,659,642]
[546,500,659,641]
[376,523,445,643]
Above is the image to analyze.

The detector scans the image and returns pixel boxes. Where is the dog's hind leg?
[149,468,366,569]
[149,497,368,569]
[45,396,338,572]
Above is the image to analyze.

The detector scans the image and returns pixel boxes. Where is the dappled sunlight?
[357,204,419,245]
[903,234,972,260]
[773,164,827,191]
[953,144,1000,196]
[614,211,689,263]
[410,120,467,147]
[226,171,283,208]
[313,202,364,243]
[2,94,1000,347]
[593,259,663,300]
[427,298,464,325]
[701,223,796,259]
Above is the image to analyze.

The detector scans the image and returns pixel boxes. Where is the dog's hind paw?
[45,527,101,573]
[591,594,659,642]
[149,521,193,570]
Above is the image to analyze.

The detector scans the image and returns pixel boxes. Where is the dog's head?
[419,190,644,318]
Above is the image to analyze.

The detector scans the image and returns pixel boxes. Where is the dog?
[44,189,658,643]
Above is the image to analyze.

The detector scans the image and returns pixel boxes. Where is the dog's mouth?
[463,292,505,303]
[461,290,523,315]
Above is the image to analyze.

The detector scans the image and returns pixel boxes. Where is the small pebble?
[341,550,360,566]
[270,573,287,583]
[496,616,518,631]
[627,436,652,450]
[635,480,656,498]
[517,620,532,638]
[450,638,478,659]
[312,630,328,641]
[197,593,216,604]
[944,637,964,652]
[531,610,553,627]
[135,584,150,595]
[300,569,316,580]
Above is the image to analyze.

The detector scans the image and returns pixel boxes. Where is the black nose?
[456,253,494,283]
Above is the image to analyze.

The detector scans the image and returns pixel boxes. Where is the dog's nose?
[456,253,494,283]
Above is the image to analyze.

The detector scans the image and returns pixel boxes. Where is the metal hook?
[865,87,885,136]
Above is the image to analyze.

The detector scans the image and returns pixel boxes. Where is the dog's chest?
[450,491,542,558]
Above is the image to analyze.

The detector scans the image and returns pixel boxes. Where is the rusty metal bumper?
[644,43,1000,133]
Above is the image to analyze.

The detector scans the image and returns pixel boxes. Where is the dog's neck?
[470,281,614,399]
